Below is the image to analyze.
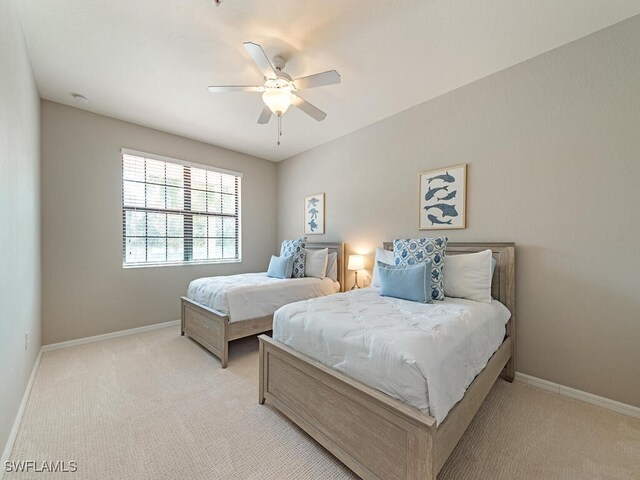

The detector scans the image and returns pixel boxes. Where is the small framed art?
[304,193,325,235]
[419,164,467,230]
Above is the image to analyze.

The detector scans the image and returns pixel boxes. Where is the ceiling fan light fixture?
[262,87,292,116]
[207,41,340,140]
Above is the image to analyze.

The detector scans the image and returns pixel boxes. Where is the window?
[121,150,241,267]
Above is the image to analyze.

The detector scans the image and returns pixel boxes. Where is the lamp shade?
[347,254,365,271]
[262,88,292,115]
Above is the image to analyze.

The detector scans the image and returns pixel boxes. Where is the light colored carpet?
[7,326,640,479]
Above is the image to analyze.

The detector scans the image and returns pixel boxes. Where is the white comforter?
[187,273,340,323]
[272,288,511,424]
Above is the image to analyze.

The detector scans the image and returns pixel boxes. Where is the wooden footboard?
[259,334,512,480]
[181,297,272,368]
[259,335,437,479]
[181,297,230,367]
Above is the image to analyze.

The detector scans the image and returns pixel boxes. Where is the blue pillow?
[393,237,447,300]
[267,255,294,279]
[280,237,307,278]
[377,260,433,303]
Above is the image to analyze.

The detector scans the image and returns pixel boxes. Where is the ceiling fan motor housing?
[269,56,294,83]
[272,55,286,71]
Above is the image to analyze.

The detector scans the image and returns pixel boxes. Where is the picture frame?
[419,164,467,230]
[304,193,325,235]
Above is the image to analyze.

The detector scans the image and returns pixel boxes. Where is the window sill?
[122,259,242,269]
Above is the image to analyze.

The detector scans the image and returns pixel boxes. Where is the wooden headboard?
[307,242,345,292]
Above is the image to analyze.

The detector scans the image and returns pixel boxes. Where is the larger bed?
[182,242,344,367]
[258,242,515,480]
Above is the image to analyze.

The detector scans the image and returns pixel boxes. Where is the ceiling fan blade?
[243,42,277,79]
[292,94,327,121]
[257,105,272,124]
[208,85,264,93]
[294,70,341,90]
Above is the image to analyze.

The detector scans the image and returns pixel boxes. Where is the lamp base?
[351,271,360,290]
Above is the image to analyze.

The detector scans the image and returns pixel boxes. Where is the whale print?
[428,214,452,225]
[424,203,459,217]
[424,185,448,201]
[438,190,457,201]
[420,165,466,229]
[427,171,455,184]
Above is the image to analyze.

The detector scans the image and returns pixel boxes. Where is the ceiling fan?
[208,42,341,145]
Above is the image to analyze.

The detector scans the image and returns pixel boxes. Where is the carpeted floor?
[7,326,640,479]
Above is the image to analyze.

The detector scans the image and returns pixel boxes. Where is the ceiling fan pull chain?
[277,115,282,146]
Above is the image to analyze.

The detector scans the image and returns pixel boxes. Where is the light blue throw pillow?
[393,237,447,300]
[377,260,433,303]
[280,237,307,278]
[267,255,294,279]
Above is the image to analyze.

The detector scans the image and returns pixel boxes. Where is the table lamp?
[347,254,365,290]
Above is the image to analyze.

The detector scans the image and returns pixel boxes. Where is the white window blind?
[121,150,241,267]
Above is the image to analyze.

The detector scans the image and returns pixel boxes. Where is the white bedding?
[272,288,511,424]
[187,273,340,323]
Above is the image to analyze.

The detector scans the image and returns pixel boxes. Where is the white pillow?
[325,252,338,281]
[443,250,493,303]
[304,248,328,279]
[371,247,395,288]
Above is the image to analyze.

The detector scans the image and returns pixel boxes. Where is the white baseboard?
[0,349,43,480]
[515,372,640,419]
[41,319,181,352]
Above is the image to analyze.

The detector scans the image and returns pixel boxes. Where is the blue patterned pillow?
[393,237,448,300]
[280,237,307,278]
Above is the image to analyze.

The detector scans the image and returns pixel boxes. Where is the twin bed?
[258,242,515,480]
[181,242,344,367]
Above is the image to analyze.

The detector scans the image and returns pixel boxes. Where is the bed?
[181,242,344,368]
[258,242,515,480]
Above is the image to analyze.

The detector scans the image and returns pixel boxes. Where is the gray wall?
[278,17,640,407]
[41,101,278,344]
[0,0,42,459]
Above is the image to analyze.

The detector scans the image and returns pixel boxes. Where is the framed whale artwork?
[419,164,467,230]
[304,193,325,235]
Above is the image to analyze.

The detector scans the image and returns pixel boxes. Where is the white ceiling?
[17,0,640,161]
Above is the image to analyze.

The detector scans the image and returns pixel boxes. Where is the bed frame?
[258,242,515,479]
[181,242,344,368]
